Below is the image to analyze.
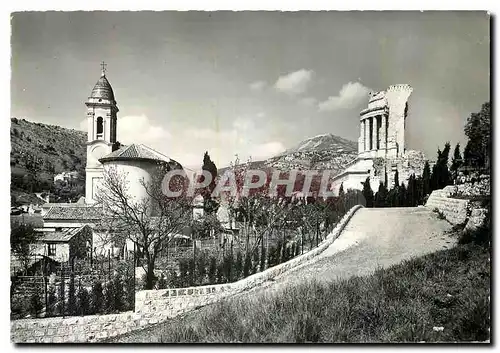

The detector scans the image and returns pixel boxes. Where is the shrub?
[90,279,104,314]
[234,251,243,280]
[252,250,259,274]
[29,292,43,318]
[113,275,124,312]
[47,283,57,317]
[104,279,115,313]
[243,254,252,278]
[77,286,91,316]
[208,257,217,285]
[68,274,77,315]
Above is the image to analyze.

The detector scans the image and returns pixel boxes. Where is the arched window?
[96,117,103,139]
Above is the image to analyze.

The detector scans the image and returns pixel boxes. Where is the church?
[40,64,184,258]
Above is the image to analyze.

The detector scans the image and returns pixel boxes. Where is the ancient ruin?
[331,84,426,194]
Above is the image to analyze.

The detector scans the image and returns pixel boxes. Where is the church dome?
[90,74,115,101]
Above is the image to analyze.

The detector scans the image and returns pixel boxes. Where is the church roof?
[90,74,115,101]
[44,205,103,221]
[99,144,182,166]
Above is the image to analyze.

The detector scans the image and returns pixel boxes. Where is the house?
[32,225,93,263]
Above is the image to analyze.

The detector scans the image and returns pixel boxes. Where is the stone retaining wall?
[425,186,469,225]
[11,205,363,343]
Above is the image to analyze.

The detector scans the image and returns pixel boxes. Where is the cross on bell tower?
[100,61,107,77]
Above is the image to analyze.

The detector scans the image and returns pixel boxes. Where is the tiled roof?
[90,74,115,101]
[99,143,181,166]
[39,226,88,242]
[43,205,103,221]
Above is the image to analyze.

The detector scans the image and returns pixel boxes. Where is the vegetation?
[113,241,490,343]
[10,222,42,274]
[10,117,87,195]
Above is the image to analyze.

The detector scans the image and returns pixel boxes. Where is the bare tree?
[95,164,193,289]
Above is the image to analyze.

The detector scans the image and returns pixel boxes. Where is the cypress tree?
[422,160,431,197]
[77,285,90,316]
[68,273,77,316]
[399,182,407,207]
[208,256,217,284]
[90,279,104,314]
[361,176,374,208]
[104,279,115,313]
[113,275,124,312]
[374,181,388,208]
[393,169,399,189]
[450,143,463,180]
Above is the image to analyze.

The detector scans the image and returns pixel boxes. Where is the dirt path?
[254,207,456,292]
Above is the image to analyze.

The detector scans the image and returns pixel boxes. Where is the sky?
[11,11,490,170]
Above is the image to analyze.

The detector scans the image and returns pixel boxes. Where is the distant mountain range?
[218,133,358,177]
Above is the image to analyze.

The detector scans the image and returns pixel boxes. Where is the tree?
[464,102,491,169]
[113,275,124,312]
[11,222,41,274]
[338,182,345,198]
[393,169,399,189]
[398,182,407,207]
[422,160,431,197]
[95,165,193,290]
[77,285,90,316]
[200,152,219,215]
[361,177,374,208]
[29,292,43,318]
[406,174,418,207]
[68,273,77,316]
[450,143,463,180]
[374,182,388,208]
[90,280,104,314]
[104,279,115,313]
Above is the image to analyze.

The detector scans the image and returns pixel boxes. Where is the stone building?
[331,84,426,194]
[40,65,185,256]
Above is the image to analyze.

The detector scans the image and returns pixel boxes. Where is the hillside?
[265,133,357,173]
[10,117,87,195]
[218,134,358,178]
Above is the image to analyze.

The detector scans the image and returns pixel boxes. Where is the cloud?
[318,82,371,112]
[256,112,266,118]
[298,97,318,107]
[274,69,314,95]
[249,80,267,92]
[252,141,286,160]
[79,114,171,145]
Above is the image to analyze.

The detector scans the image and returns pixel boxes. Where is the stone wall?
[425,186,470,225]
[11,205,363,343]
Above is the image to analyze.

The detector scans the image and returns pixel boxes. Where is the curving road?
[255,206,456,291]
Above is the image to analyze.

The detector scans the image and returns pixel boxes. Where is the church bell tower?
[85,62,119,204]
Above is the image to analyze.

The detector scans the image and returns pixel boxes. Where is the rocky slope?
[265,133,358,173]
[10,117,87,193]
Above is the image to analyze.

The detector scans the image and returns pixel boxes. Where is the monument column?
[359,119,365,153]
[380,114,387,150]
[371,116,377,151]
[364,118,370,153]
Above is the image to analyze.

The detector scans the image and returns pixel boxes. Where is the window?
[96,117,103,139]
[48,243,56,256]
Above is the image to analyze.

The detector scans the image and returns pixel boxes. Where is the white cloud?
[79,114,171,145]
[118,115,171,144]
[274,69,314,95]
[252,141,286,160]
[318,82,371,112]
[298,97,318,107]
[249,80,267,92]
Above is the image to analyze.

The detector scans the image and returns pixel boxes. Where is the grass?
[113,242,490,343]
